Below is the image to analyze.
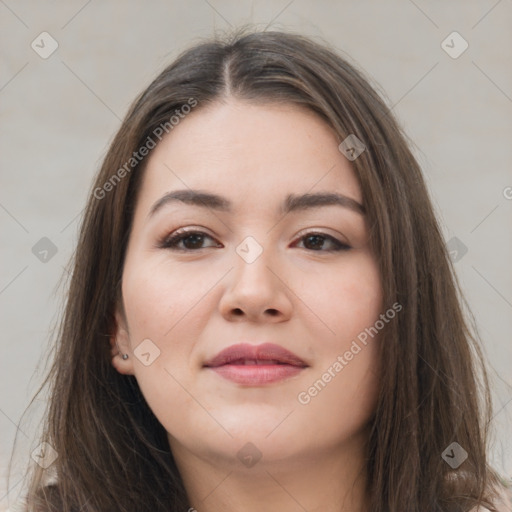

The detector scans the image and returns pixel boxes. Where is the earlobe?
[109,308,135,375]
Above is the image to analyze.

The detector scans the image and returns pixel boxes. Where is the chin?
[210,402,297,436]
[169,411,306,462]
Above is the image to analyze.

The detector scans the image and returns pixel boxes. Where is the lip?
[203,343,308,385]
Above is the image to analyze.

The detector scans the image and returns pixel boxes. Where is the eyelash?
[157,228,351,253]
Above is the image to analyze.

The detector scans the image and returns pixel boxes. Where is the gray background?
[1,1,511,508]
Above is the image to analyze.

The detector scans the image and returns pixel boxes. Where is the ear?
[110,306,135,375]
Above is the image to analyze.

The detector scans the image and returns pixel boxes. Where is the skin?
[111,98,383,512]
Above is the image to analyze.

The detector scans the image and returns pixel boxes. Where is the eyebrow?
[148,189,365,218]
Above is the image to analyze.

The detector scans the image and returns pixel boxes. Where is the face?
[112,99,383,470]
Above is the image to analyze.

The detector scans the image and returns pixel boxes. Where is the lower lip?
[207,364,304,385]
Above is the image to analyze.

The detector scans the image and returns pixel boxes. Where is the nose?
[218,244,293,323]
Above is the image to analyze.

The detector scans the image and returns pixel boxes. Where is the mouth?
[203,343,308,386]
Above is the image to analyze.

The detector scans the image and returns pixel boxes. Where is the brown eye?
[295,233,351,252]
[159,230,219,251]
[158,230,351,253]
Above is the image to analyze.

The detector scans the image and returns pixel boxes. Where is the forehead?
[137,99,362,214]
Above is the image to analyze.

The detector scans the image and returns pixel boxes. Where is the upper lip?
[204,343,308,368]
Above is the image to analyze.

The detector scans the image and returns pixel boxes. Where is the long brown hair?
[11,27,504,511]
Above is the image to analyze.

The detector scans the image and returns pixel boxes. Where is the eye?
[158,229,351,253]
[157,229,220,251]
[293,232,351,252]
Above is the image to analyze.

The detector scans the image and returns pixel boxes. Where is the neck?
[171,432,370,512]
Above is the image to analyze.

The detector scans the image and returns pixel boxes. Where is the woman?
[13,28,509,511]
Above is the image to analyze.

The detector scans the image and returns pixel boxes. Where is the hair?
[9,26,507,512]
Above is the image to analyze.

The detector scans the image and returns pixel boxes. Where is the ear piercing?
[122,354,129,360]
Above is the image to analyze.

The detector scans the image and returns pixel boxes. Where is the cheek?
[297,344,380,444]
[120,259,204,419]
[122,249,382,352]
[300,253,383,342]
[293,254,382,424]
[122,258,207,341]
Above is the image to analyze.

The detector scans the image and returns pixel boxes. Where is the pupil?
[184,234,203,249]
[306,235,323,249]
